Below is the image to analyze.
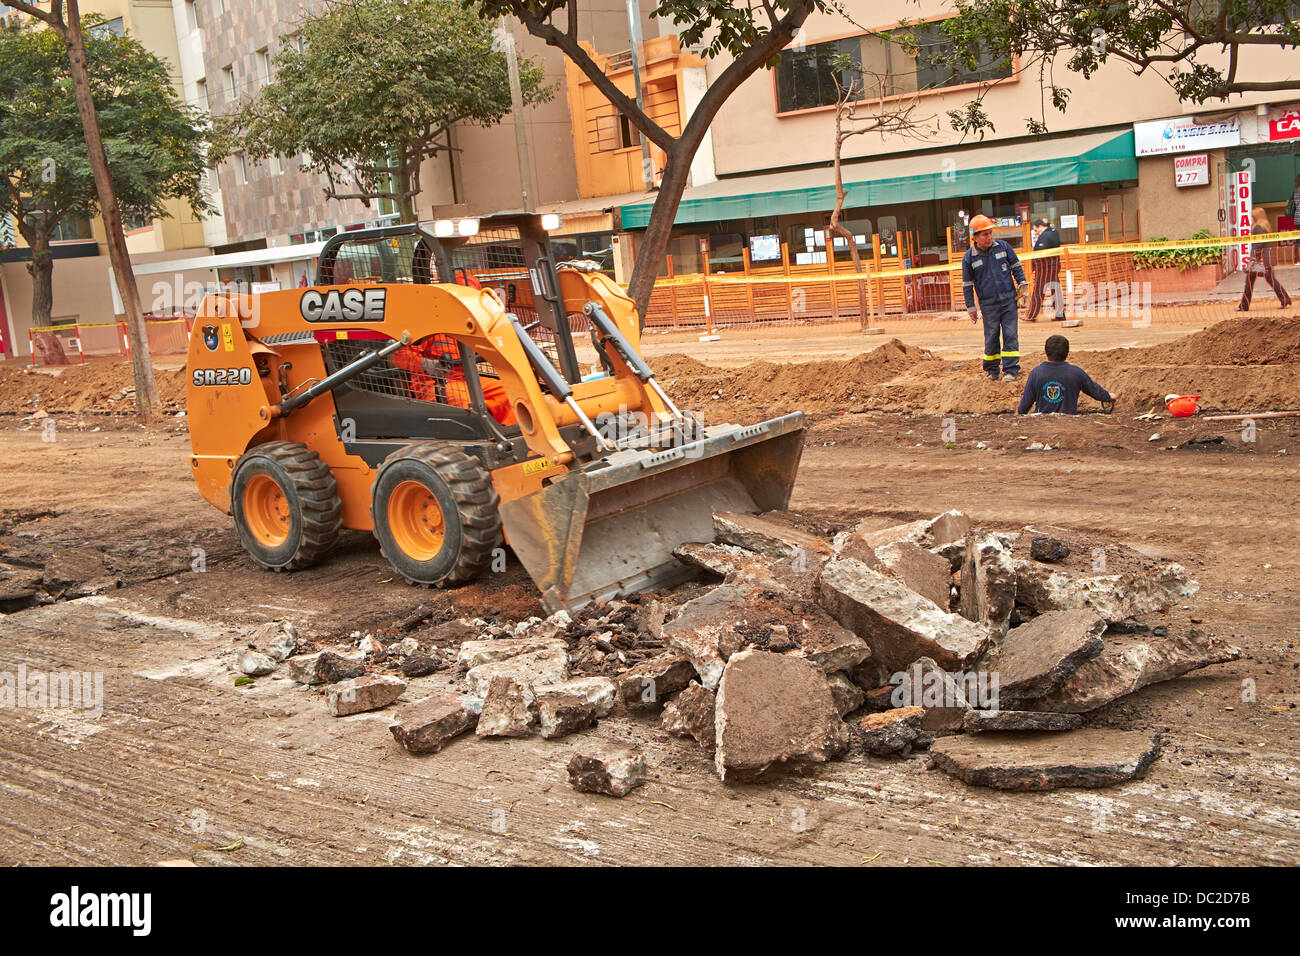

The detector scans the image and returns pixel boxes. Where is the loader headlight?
[433,219,455,237]
[456,218,479,236]
[541,213,561,232]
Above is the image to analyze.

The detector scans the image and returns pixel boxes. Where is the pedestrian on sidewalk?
[963,214,1031,381]
[1025,217,1066,322]
[1238,206,1292,312]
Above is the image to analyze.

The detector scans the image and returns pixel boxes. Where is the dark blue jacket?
[962,239,1026,310]
[1017,361,1112,414]
[1032,226,1061,251]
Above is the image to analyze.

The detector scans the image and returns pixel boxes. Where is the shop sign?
[1134,116,1241,155]
[1269,108,1300,141]
[1174,153,1209,187]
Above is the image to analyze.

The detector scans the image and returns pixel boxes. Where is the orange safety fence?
[27,315,193,366]
[639,231,1300,335]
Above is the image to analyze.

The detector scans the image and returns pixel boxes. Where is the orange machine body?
[186,270,661,532]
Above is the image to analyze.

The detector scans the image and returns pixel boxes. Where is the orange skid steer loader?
[186,216,805,612]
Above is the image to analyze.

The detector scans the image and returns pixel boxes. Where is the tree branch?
[513,5,675,152]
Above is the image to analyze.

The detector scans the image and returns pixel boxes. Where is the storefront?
[617,128,1140,278]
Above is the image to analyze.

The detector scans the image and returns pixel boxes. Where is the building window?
[258,48,271,86]
[50,217,93,243]
[592,113,640,152]
[184,0,200,31]
[196,78,208,110]
[223,66,235,102]
[270,155,282,176]
[237,154,249,186]
[775,21,1012,113]
[214,0,226,16]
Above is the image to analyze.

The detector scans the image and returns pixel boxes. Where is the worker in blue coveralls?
[962,214,1031,382]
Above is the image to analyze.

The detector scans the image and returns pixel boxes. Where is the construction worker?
[1237,206,1293,311]
[1025,217,1066,322]
[1017,334,1119,414]
[962,214,1030,381]
[394,336,517,426]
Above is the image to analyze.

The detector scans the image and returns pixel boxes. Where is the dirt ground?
[0,317,1297,866]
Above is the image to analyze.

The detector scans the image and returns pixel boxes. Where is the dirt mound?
[0,363,187,414]
[664,318,1300,418]
[1120,316,1300,367]
[664,338,932,420]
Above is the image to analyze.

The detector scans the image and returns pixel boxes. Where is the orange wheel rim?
[243,473,291,548]
[388,480,445,561]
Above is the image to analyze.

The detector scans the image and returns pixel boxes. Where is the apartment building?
[575,1,1300,281]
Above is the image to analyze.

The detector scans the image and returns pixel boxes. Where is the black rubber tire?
[371,442,501,587]
[230,441,343,571]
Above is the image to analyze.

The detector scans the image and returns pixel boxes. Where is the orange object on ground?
[394,337,517,426]
[1165,394,1201,417]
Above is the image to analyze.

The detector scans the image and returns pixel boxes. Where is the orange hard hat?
[969,214,995,233]
[1165,394,1201,417]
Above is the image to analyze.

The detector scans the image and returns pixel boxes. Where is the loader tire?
[371,442,501,588]
[231,441,342,571]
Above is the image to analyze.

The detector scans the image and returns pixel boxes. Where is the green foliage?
[1133,229,1223,270]
[0,18,210,245]
[940,0,1300,136]
[215,0,552,216]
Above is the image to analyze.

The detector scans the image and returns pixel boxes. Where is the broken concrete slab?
[962,710,1084,733]
[791,625,871,674]
[959,533,1018,636]
[661,681,716,749]
[464,646,568,698]
[848,706,926,756]
[617,652,696,713]
[886,656,981,733]
[1014,561,1199,623]
[456,636,567,670]
[1031,630,1242,713]
[928,729,1162,790]
[566,744,646,797]
[389,695,480,754]
[816,558,990,682]
[538,695,597,739]
[1008,526,1199,622]
[673,541,771,578]
[875,540,953,610]
[845,510,971,556]
[476,676,536,737]
[713,511,833,559]
[327,674,406,717]
[828,672,866,718]
[287,650,366,685]
[714,649,847,782]
[989,609,1105,707]
[237,650,277,677]
[533,677,617,718]
[661,580,862,689]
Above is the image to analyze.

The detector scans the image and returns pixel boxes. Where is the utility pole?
[625,0,653,186]
[500,20,535,212]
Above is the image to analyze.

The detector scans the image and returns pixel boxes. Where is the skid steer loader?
[185,214,805,612]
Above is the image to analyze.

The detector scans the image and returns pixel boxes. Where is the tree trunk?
[63,1,161,420]
[394,163,416,223]
[625,147,693,321]
[27,237,70,365]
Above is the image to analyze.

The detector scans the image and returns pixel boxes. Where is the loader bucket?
[499,413,806,613]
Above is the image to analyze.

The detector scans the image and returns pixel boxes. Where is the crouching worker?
[1017,334,1119,415]
[395,337,517,426]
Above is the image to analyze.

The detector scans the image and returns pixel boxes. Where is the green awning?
[620,129,1136,229]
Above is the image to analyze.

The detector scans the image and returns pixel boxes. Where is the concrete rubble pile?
[241,509,1239,795]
